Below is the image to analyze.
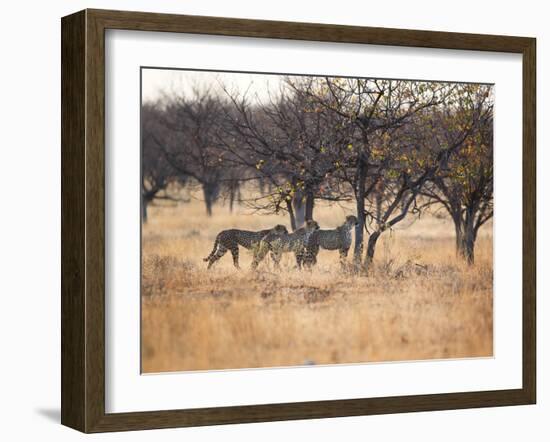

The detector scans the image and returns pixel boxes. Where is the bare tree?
[360,84,493,268]
[141,103,185,222]
[289,77,457,269]
[219,81,353,230]
[421,86,494,263]
[152,87,229,216]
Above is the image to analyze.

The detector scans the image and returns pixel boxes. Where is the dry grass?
[141,196,493,373]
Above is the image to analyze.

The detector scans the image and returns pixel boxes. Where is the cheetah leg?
[272,251,282,269]
[295,251,304,269]
[230,246,240,269]
[339,248,349,269]
[251,247,268,270]
[207,245,227,269]
[267,251,279,270]
[303,246,318,268]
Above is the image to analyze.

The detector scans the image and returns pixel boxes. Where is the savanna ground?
[142,193,493,373]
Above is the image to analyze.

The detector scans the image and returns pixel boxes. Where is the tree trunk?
[202,182,219,217]
[305,191,315,221]
[452,214,464,256]
[451,211,476,265]
[142,196,149,223]
[205,198,213,217]
[228,182,239,213]
[364,230,381,272]
[464,206,477,264]
[458,221,476,265]
[462,228,475,264]
[258,178,266,195]
[375,191,382,223]
[293,191,306,229]
[353,156,367,266]
[286,199,297,232]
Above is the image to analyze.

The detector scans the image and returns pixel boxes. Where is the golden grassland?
[141,195,493,373]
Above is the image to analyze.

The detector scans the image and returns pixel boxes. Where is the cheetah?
[204,225,288,269]
[304,215,358,268]
[251,220,320,270]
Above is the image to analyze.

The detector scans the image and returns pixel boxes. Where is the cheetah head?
[271,224,289,235]
[345,215,358,228]
[305,220,320,232]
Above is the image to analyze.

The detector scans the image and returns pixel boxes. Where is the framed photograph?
[61,9,536,433]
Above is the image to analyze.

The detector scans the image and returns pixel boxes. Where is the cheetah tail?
[203,236,220,261]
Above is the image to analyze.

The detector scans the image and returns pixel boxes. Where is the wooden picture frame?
[61,8,536,433]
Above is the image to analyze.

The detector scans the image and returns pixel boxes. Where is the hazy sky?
[141,68,285,104]
[141,67,491,106]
